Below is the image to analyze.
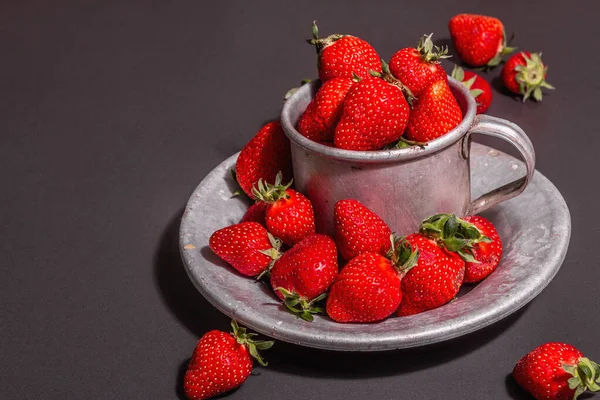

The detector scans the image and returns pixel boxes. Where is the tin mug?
[280,78,535,236]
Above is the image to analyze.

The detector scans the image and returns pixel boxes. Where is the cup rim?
[281,76,477,164]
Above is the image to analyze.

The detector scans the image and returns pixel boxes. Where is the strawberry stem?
[451,65,484,100]
[276,288,327,322]
[562,357,600,399]
[417,33,451,63]
[395,136,428,149]
[514,52,554,102]
[230,320,274,367]
[386,235,419,275]
[486,30,516,68]
[256,233,282,280]
[251,171,293,203]
[419,214,491,263]
[306,20,345,53]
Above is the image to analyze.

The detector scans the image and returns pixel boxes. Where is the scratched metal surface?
[179,143,570,351]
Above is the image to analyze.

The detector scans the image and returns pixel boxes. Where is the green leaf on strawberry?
[276,287,327,322]
[420,213,491,263]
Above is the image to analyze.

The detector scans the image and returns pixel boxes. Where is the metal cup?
[280,78,535,236]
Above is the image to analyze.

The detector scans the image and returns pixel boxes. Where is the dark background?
[2,0,598,398]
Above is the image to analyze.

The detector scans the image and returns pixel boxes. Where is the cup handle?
[466,114,536,216]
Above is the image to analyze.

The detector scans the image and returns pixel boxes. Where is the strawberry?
[389,33,450,97]
[209,222,281,277]
[184,320,274,400]
[451,65,492,114]
[326,239,418,323]
[334,64,411,150]
[270,234,338,321]
[461,215,502,283]
[513,342,600,400]
[235,121,293,199]
[296,77,354,142]
[307,21,382,82]
[253,172,316,246]
[240,202,267,225]
[396,233,465,316]
[448,14,514,67]
[502,52,555,102]
[334,199,392,261]
[396,213,492,315]
[405,79,462,142]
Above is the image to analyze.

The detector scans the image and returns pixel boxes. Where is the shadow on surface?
[267,305,529,379]
[154,209,230,338]
[176,358,190,400]
[505,373,530,400]
[492,75,518,98]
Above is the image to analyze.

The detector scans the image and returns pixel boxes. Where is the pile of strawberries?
[182,14,573,400]
[211,181,502,322]
[293,14,554,152]
[297,22,461,150]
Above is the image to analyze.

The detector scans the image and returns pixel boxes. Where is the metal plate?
[179,143,571,351]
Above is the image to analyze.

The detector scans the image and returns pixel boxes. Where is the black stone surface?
[1,1,598,398]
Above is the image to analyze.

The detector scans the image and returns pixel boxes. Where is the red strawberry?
[502,52,555,102]
[461,215,502,283]
[451,65,492,114]
[184,320,274,400]
[334,199,392,260]
[513,342,600,400]
[240,202,267,225]
[397,213,491,315]
[296,77,354,142]
[270,234,338,321]
[253,172,316,246]
[396,233,465,316]
[209,222,281,277]
[235,121,293,199]
[389,33,450,97]
[405,79,462,142]
[307,21,382,82]
[326,240,418,323]
[448,14,514,67]
[419,213,493,261]
[334,65,411,150]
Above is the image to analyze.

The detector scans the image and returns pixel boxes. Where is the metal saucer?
[179,143,571,351]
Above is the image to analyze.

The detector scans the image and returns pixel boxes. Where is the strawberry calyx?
[252,171,293,203]
[514,52,555,102]
[451,65,485,99]
[386,235,419,276]
[390,136,428,149]
[276,287,327,322]
[562,357,600,399]
[417,33,451,63]
[486,31,516,68]
[231,320,274,367]
[306,20,345,53]
[256,232,283,280]
[371,60,415,106]
[420,213,491,263]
